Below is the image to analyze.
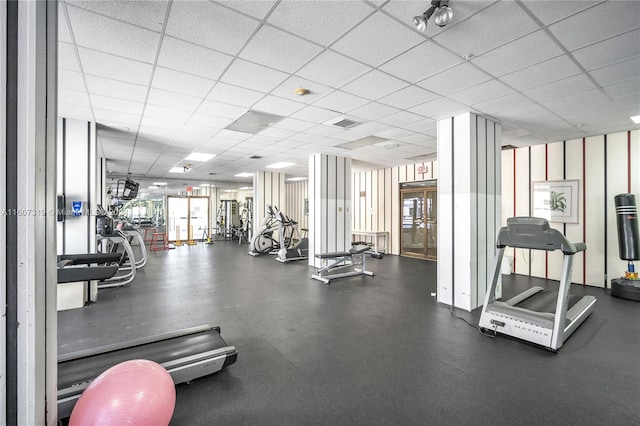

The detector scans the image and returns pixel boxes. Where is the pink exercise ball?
[70,359,176,426]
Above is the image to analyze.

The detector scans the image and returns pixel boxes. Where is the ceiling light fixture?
[184,152,215,162]
[153,182,167,186]
[266,162,295,169]
[235,172,253,178]
[631,115,640,124]
[413,0,453,33]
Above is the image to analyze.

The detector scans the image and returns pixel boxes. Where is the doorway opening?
[400,180,437,260]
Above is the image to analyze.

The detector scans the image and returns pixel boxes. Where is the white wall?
[502,129,640,288]
[285,181,308,231]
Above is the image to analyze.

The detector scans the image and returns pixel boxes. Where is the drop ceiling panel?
[239,25,323,73]
[348,102,400,121]
[90,94,143,115]
[187,113,234,129]
[85,75,148,103]
[589,57,640,87]
[66,0,169,32]
[523,74,596,102]
[145,104,193,122]
[258,127,297,139]
[197,101,247,120]
[58,103,94,120]
[58,42,81,72]
[433,1,539,57]
[604,78,640,98]
[151,67,215,97]
[378,86,439,110]
[448,80,513,106]
[471,30,564,77]
[220,59,289,93]
[499,55,582,92]
[332,12,424,68]
[340,70,408,101]
[377,111,424,127]
[297,125,342,138]
[473,93,536,116]
[403,118,437,133]
[166,1,259,55]
[271,76,332,105]
[66,5,160,63]
[290,105,342,123]
[571,29,640,71]
[78,48,153,85]
[218,0,276,20]
[417,62,491,96]
[252,95,306,117]
[147,88,203,111]
[379,41,463,83]
[547,1,640,51]
[58,8,73,43]
[272,118,316,133]
[206,83,265,108]
[267,1,372,47]
[93,108,141,126]
[312,90,370,113]
[140,115,185,131]
[157,36,234,80]
[408,97,468,119]
[297,50,371,88]
[58,89,90,108]
[520,0,600,26]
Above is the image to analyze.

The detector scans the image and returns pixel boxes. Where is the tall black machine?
[611,194,640,301]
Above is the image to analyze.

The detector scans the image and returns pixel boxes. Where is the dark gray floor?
[58,241,640,425]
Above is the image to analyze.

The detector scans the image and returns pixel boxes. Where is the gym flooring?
[58,241,640,425]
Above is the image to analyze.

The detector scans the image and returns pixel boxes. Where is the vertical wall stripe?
[603,135,608,288]
[513,148,517,271]
[563,141,567,236]
[545,144,548,279]
[5,0,18,420]
[61,119,66,253]
[628,131,632,193]
[582,138,587,285]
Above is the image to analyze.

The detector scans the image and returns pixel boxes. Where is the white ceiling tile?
[196,100,246,119]
[471,30,564,77]
[152,67,215,98]
[448,80,513,106]
[521,1,601,26]
[417,62,491,96]
[379,41,463,83]
[66,5,159,63]
[433,1,539,57]
[166,2,259,55]
[268,1,372,47]
[215,129,252,141]
[523,74,596,102]
[258,127,297,139]
[58,42,81,72]
[589,57,640,87]
[302,125,344,138]
[240,25,323,73]
[312,90,370,113]
[140,115,185,131]
[206,83,265,108]
[399,133,436,145]
[297,50,371,88]
[341,70,408,101]
[78,47,153,85]
[145,104,193,122]
[85,75,148,103]
[572,29,640,71]
[220,59,289,93]
[218,0,277,20]
[173,125,220,145]
[377,111,424,127]
[544,89,611,114]
[378,86,439,110]
[147,88,203,111]
[548,1,640,51]
[604,78,640,98]
[58,89,90,107]
[91,94,144,115]
[332,12,424,67]
[157,36,234,80]
[290,105,342,123]
[66,0,169,31]
[473,93,536,116]
[272,118,316,133]
[612,93,639,110]
[187,113,233,129]
[375,128,415,140]
[408,97,469,119]
[500,55,582,91]
[58,69,86,91]
[403,118,437,133]
[348,102,400,121]
[252,95,306,116]
[94,108,142,127]
[58,103,94,120]
[271,76,332,105]
[58,8,73,43]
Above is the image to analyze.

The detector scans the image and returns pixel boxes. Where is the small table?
[351,230,388,255]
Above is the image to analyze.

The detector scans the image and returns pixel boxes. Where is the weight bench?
[311,244,375,284]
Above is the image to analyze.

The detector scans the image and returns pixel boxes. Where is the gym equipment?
[249,205,282,256]
[201,227,215,245]
[479,217,597,352]
[611,194,640,301]
[276,211,309,262]
[57,253,121,284]
[237,198,253,245]
[57,325,237,419]
[69,359,175,426]
[96,232,138,287]
[217,200,240,239]
[311,243,375,284]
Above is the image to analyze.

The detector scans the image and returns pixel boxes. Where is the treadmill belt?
[516,290,581,314]
[58,329,228,390]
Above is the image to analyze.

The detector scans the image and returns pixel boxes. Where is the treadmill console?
[497,217,583,254]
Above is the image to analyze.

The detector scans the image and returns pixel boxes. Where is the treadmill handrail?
[58,324,219,362]
[496,217,586,254]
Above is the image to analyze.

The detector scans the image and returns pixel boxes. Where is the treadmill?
[479,217,597,352]
[57,258,238,418]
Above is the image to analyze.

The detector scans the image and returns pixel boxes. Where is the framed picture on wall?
[532,180,580,224]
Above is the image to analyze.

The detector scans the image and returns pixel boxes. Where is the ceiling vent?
[226,110,286,134]
[336,135,389,150]
[331,118,360,129]
[501,144,517,150]
[249,155,263,159]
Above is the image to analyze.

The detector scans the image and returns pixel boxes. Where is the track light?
[413,0,453,33]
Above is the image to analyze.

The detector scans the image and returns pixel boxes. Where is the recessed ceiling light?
[185,152,215,162]
[148,185,158,189]
[631,115,640,124]
[153,182,167,186]
[266,162,295,169]
[239,186,252,190]
[169,167,188,173]
[235,172,253,177]
[287,177,308,181]
[200,183,210,187]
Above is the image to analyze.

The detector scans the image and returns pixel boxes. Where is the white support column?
[2,0,58,424]
[437,113,502,311]
[252,171,285,233]
[308,154,352,268]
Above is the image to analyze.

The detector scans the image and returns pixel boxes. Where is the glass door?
[400,181,437,260]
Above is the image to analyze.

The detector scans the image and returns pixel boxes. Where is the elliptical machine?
[248,205,281,256]
[275,211,308,262]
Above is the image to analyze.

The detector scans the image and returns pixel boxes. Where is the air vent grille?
[249,155,263,159]
[501,145,517,150]
[331,118,360,129]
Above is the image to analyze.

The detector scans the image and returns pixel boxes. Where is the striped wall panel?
[285,181,308,231]
[252,171,285,234]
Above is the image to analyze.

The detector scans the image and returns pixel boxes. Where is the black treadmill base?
[611,278,640,301]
